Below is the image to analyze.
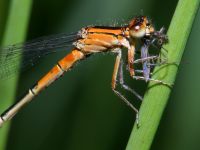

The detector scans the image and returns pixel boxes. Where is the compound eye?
[146,23,150,27]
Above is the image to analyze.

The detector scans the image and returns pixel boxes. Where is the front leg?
[117,36,136,77]
[132,56,172,87]
[127,40,136,76]
[132,41,170,85]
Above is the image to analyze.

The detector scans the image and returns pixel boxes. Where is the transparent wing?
[0,32,80,80]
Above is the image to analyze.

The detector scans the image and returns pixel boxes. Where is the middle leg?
[118,60,143,101]
[111,48,139,125]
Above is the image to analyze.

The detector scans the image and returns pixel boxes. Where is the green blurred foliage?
[0,0,32,149]
[1,0,199,150]
[0,0,9,43]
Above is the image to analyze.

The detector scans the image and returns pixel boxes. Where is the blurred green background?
[0,0,199,150]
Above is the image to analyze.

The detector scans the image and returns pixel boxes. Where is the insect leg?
[134,69,153,75]
[133,55,172,87]
[119,60,143,101]
[133,56,159,64]
[132,75,173,87]
[111,48,139,125]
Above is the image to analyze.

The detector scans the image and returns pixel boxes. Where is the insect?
[0,16,169,127]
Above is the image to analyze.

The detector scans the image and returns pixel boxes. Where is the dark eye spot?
[129,16,145,30]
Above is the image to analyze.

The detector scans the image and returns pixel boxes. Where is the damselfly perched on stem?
[0,16,169,127]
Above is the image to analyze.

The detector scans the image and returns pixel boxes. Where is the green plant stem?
[126,0,199,150]
[0,0,32,149]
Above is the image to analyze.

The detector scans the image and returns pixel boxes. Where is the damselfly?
[0,16,169,127]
